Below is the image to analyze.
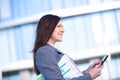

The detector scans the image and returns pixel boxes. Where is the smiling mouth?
[59,34,63,36]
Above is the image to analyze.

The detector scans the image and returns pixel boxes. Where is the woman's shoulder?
[36,44,64,62]
[36,44,56,54]
[39,44,55,50]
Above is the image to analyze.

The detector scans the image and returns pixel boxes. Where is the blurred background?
[0,0,120,80]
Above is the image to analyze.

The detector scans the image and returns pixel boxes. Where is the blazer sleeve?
[36,47,65,80]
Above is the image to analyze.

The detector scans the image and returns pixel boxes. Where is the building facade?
[0,0,120,80]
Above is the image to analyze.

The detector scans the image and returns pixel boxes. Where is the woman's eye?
[57,25,63,28]
[57,25,61,27]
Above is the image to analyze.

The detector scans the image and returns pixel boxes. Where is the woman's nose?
[61,27,65,33]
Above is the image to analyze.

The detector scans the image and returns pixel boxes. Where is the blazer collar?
[46,44,63,54]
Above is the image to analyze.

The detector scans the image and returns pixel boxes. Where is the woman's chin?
[57,40,62,42]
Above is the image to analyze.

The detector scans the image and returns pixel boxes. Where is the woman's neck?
[47,38,55,45]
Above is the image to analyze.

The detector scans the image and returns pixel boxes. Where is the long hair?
[33,14,61,75]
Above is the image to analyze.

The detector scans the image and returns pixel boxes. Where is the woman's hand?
[83,59,103,79]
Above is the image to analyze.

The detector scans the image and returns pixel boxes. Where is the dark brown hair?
[33,14,61,75]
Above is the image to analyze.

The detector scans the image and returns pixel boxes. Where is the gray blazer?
[36,44,92,80]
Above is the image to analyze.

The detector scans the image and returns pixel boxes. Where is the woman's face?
[48,20,64,44]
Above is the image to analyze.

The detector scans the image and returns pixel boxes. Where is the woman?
[33,14,103,80]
